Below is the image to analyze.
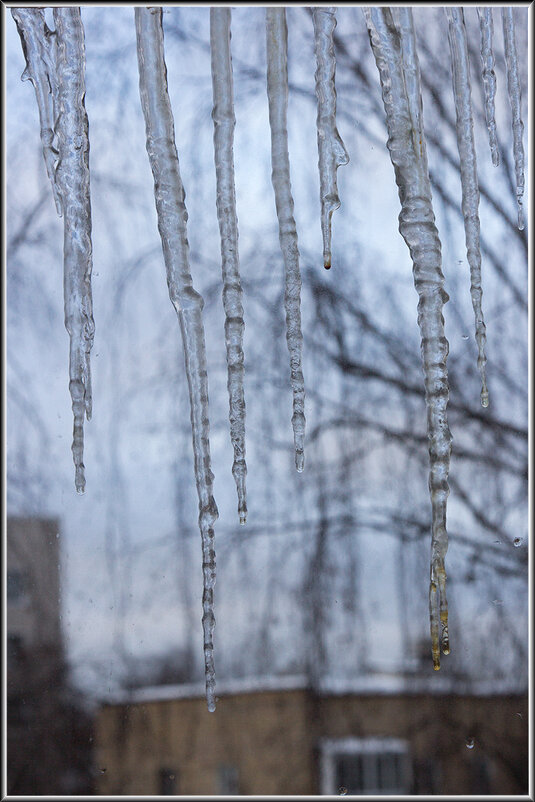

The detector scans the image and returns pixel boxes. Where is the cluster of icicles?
[13,6,525,709]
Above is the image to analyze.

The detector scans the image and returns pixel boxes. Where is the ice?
[12,6,95,493]
[210,8,247,525]
[502,8,525,231]
[477,7,499,166]
[364,6,452,669]
[11,8,62,215]
[266,7,306,472]
[135,7,218,712]
[312,7,349,270]
[445,7,488,407]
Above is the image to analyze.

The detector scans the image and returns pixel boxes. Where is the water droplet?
[466,737,475,749]
[516,712,522,718]
[513,537,522,547]
[461,334,469,340]
[99,767,107,774]
[56,532,60,538]
[339,787,348,796]
[492,599,503,605]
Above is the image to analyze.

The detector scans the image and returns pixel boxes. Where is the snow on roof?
[319,673,527,697]
[107,673,309,706]
[103,671,526,707]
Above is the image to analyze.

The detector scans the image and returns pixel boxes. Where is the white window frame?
[319,736,411,795]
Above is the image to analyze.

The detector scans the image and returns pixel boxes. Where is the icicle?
[135,7,218,712]
[13,7,94,493]
[266,7,306,472]
[445,7,488,408]
[210,8,247,525]
[502,8,525,231]
[312,7,349,270]
[364,7,452,669]
[53,8,95,494]
[11,8,62,216]
[477,7,499,166]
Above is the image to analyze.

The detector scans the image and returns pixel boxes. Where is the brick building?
[95,674,527,795]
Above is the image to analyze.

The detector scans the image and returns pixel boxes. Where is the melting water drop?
[466,737,475,749]
[513,537,522,547]
[339,787,348,796]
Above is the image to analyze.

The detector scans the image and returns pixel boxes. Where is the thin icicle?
[312,7,349,270]
[11,8,62,216]
[502,8,525,231]
[53,8,95,494]
[135,7,218,712]
[210,7,247,525]
[364,7,452,669]
[266,7,306,472]
[47,7,94,493]
[445,7,488,408]
[477,7,499,166]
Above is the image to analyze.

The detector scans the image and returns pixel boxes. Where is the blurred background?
[6,5,528,795]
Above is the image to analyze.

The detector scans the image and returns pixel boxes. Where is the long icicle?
[11,8,62,215]
[266,7,306,472]
[312,6,349,270]
[210,7,247,525]
[364,7,452,669]
[135,7,218,712]
[12,7,95,493]
[477,7,499,167]
[54,8,95,494]
[445,7,488,408]
[502,7,525,231]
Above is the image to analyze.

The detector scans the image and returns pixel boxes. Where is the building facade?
[95,675,528,796]
[7,516,93,795]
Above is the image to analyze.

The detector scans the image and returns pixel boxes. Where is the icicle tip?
[440,610,450,654]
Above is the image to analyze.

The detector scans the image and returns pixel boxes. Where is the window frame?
[319,736,411,795]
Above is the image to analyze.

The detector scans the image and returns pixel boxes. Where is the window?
[158,768,178,795]
[7,570,28,605]
[320,737,411,795]
[217,764,239,795]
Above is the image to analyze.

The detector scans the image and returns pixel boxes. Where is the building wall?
[95,688,528,796]
[96,688,315,795]
[315,693,528,795]
[6,517,94,796]
[7,516,62,650]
